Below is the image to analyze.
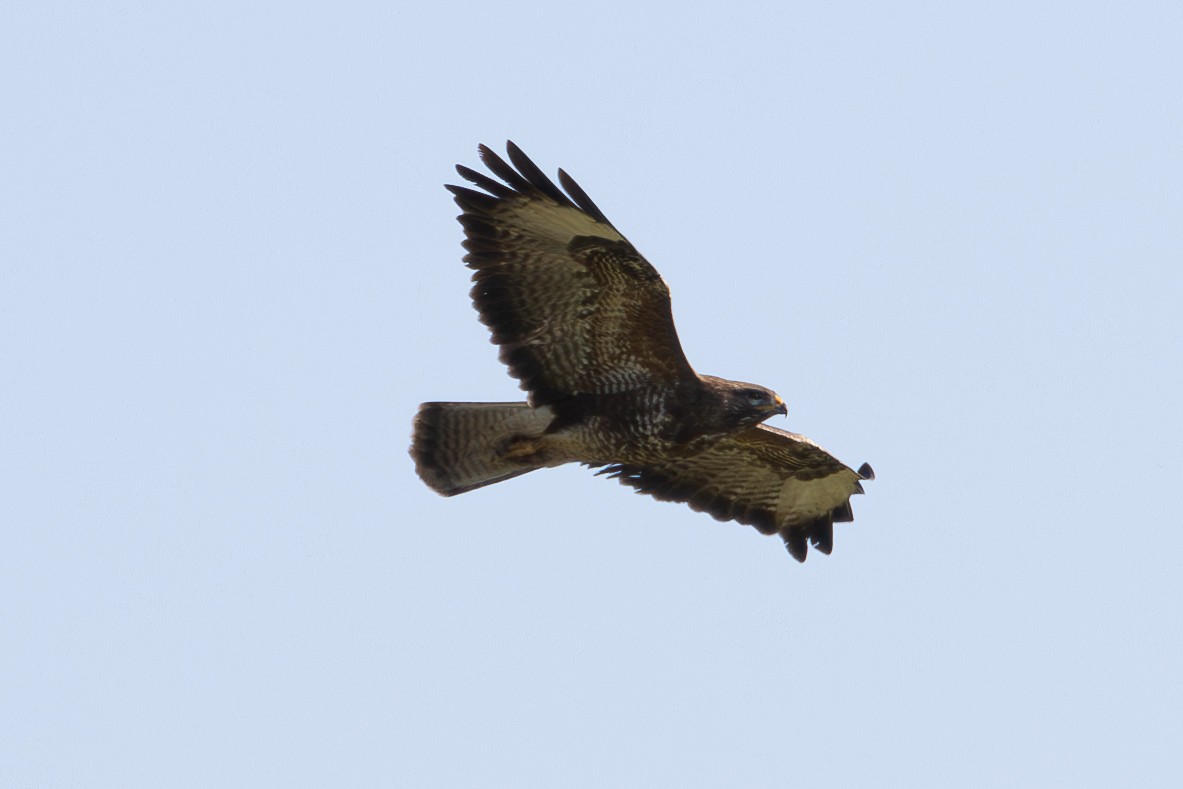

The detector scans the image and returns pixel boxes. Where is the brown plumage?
[411,142,873,561]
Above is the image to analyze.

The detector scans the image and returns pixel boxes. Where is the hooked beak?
[770,395,787,417]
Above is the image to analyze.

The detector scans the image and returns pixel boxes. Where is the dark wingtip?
[857,462,875,480]
[558,167,613,225]
[782,530,808,562]
[809,520,834,555]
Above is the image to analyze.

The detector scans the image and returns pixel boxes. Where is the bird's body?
[411,142,873,561]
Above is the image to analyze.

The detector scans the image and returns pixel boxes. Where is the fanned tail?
[410,402,555,495]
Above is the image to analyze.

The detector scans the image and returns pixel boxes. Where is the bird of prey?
[410,142,873,561]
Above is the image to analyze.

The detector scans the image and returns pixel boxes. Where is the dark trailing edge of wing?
[596,463,867,563]
[596,464,776,535]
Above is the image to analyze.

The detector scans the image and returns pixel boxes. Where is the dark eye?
[743,389,766,404]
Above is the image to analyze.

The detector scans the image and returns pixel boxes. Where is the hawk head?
[701,376,787,430]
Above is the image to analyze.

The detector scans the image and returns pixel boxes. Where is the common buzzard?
[411,142,873,561]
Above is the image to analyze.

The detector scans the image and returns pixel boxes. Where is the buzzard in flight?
[411,142,873,561]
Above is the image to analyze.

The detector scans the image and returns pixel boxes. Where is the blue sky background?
[4,1,1181,786]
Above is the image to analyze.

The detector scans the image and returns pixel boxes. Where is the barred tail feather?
[410,402,555,496]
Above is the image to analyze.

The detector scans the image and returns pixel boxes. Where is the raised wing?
[598,425,875,561]
[447,142,696,405]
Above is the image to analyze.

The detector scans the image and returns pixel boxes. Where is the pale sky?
[3,2,1181,787]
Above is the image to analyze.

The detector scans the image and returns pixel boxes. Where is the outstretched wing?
[599,425,875,561]
[447,142,696,405]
